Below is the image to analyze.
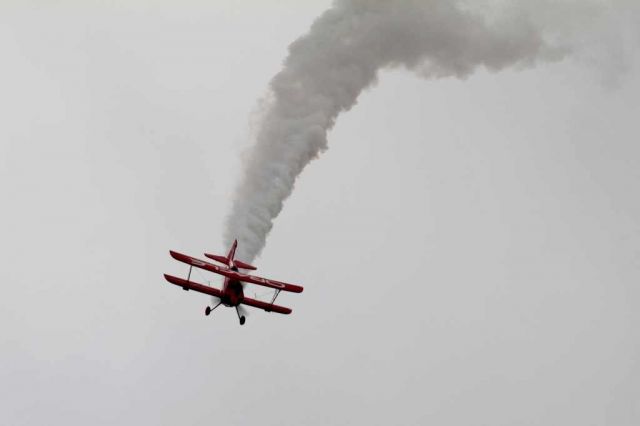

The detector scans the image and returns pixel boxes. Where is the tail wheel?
[205,306,211,316]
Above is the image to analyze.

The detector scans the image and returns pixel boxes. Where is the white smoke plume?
[224,0,633,262]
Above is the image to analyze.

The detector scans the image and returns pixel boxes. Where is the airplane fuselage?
[221,276,244,307]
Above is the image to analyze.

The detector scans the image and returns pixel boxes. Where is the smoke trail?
[224,0,563,262]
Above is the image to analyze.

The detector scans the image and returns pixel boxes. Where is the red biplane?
[163,240,303,325]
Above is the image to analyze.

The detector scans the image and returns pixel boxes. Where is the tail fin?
[227,239,238,261]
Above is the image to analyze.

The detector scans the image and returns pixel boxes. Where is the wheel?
[239,316,246,325]
[182,287,189,291]
[205,306,211,316]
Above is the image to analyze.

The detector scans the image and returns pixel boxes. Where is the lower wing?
[241,296,292,315]
[164,273,292,314]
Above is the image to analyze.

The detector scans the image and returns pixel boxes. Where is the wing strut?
[183,266,193,291]
[267,289,281,312]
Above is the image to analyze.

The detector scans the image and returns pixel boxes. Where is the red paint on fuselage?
[220,240,243,307]
[221,276,244,307]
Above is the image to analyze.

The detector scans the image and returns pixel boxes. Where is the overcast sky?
[1,1,639,425]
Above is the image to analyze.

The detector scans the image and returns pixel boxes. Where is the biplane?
[163,240,303,325]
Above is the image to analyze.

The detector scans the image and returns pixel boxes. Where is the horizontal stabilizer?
[204,253,256,270]
[204,253,229,265]
[234,260,257,270]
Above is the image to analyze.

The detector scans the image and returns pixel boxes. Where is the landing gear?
[205,301,221,316]
[235,306,246,326]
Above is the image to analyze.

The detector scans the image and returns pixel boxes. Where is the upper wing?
[164,274,222,298]
[240,296,292,315]
[231,271,304,293]
[169,251,304,293]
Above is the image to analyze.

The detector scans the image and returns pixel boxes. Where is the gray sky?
[1,1,639,425]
